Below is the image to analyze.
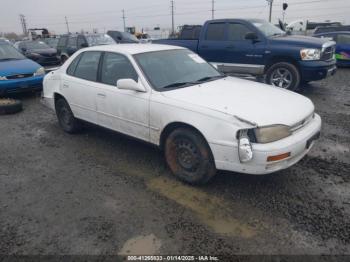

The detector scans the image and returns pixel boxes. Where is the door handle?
[97,93,106,98]
[63,84,69,88]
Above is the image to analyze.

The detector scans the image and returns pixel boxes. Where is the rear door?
[60,51,101,123]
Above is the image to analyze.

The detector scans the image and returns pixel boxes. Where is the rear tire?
[55,98,81,133]
[164,127,216,184]
[266,62,300,91]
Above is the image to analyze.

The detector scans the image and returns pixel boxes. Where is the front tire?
[164,128,216,184]
[55,98,81,133]
[266,62,300,91]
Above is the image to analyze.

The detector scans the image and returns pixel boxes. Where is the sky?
[0,0,349,34]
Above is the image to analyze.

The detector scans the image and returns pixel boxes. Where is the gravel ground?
[0,69,349,256]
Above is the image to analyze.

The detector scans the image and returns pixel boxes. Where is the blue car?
[314,31,350,67]
[0,40,45,95]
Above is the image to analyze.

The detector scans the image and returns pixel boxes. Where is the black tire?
[265,62,300,91]
[55,98,81,133]
[164,127,216,185]
[0,98,22,115]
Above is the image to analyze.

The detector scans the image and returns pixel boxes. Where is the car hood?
[162,77,314,127]
[269,34,331,48]
[0,59,41,76]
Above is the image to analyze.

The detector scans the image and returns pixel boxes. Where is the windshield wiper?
[162,82,195,89]
[195,75,225,83]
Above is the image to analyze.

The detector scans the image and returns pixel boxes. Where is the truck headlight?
[300,48,321,60]
[34,67,45,76]
[254,125,291,143]
[238,130,253,163]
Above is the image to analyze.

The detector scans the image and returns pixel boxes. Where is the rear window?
[337,34,350,44]
[206,23,226,41]
[57,36,68,48]
[73,51,101,81]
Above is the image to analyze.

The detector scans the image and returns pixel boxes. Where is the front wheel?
[265,62,300,91]
[55,98,81,133]
[164,128,216,184]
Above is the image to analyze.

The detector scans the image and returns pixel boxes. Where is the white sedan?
[42,44,321,184]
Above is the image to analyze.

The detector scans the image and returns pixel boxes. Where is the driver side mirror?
[116,79,146,92]
[245,32,259,42]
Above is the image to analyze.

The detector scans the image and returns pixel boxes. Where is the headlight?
[238,130,253,163]
[34,67,45,76]
[254,125,291,143]
[300,48,321,60]
[0,76,7,81]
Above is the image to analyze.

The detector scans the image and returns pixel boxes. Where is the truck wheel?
[165,127,216,184]
[266,62,300,91]
[0,98,22,115]
[55,98,81,133]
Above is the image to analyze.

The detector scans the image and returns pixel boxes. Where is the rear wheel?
[55,98,81,133]
[0,98,22,115]
[266,62,300,91]
[164,128,216,184]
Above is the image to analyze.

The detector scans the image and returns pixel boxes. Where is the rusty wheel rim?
[175,138,200,172]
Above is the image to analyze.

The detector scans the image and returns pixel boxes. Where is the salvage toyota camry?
[42,44,321,184]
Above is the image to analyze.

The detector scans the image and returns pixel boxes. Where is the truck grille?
[321,46,335,61]
[6,73,33,80]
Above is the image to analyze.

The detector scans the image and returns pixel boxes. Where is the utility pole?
[19,14,27,36]
[211,0,215,19]
[122,9,126,32]
[65,16,70,34]
[171,0,175,36]
[267,0,274,22]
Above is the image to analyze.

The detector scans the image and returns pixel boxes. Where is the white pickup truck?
[42,44,321,184]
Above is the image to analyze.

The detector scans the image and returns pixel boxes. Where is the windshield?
[86,34,115,46]
[249,19,285,37]
[0,43,25,60]
[120,32,139,42]
[134,49,222,91]
[25,41,51,50]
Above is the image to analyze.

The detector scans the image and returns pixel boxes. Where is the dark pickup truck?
[154,19,337,90]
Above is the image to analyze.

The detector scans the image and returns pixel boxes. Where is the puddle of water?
[118,234,162,255]
[147,177,258,238]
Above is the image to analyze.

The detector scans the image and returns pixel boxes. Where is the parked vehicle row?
[42,44,322,184]
[155,19,338,90]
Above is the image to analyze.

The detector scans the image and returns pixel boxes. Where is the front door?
[95,52,150,141]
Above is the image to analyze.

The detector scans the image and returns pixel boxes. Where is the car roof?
[314,31,350,36]
[81,43,185,55]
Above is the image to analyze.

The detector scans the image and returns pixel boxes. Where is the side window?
[206,23,226,41]
[228,23,252,41]
[337,34,350,44]
[74,51,101,81]
[67,37,77,49]
[77,36,87,48]
[100,52,138,86]
[66,53,82,76]
[57,36,67,48]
